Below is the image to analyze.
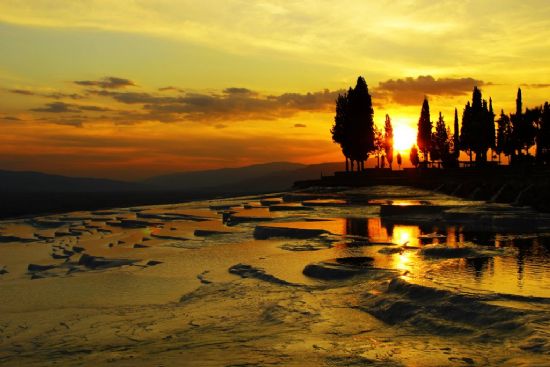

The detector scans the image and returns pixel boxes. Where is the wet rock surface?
[419,243,506,258]
[303,257,379,280]
[229,264,297,286]
[360,278,532,338]
[193,229,232,237]
[253,225,330,239]
[0,186,549,366]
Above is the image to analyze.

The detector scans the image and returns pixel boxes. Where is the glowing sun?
[393,123,417,152]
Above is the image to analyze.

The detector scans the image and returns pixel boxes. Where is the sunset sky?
[1,0,549,180]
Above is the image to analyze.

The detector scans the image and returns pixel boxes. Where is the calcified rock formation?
[0,186,549,366]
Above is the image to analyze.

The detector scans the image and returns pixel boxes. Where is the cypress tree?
[453,108,460,160]
[511,88,523,158]
[496,109,511,163]
[384,114,394,169]
[488,99,496,148]
[471,88,483,160]
[410,145,419,167]
[524,106,540,154]
[374,126,384,168]
[517,88,522,116]
[503,112,514,160]
[396,152,402,169]
[349,77,375,171]
[460,87,494,164]
[460,101,473,162]
[471,87,487,163]
[430,112,449,162]
[331,77,376,172]
[331,91,352,171]
[417,97,432,162]
[511,88,537,158]
[538,102,550,164]
[487,98,496,160]
[480,99,489,162]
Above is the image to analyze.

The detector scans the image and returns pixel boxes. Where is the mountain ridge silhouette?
[0,161,342,193]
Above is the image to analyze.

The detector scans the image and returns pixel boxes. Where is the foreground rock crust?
[0,186,549,366]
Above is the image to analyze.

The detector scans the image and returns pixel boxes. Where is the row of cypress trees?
[331,76,550,169]
[416,87,550,166]
[495,89,550,164]
[415,98,459,167]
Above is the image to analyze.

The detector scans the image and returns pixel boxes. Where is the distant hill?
[208,162,343,193]
[0,162,344,218]
[143,162,307,192]
[0,162,344,194]
[0,169,143,192]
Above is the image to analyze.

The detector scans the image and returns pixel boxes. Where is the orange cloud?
[74,76,136,89]
[375,75,488,105]
[31,101,110,114]
[87,86,343,122]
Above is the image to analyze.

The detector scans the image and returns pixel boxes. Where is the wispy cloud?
[40,117,86,127]
[9,89,85,100]
[45,92,85,100]
[521,83,550,89]
[31,101,78,113]
[31,101,110,114]
[74,76,136,89]
[375,75,487,105]
[222,87,257,96]
[158,86,184,93]
[89,87,342,122]
[9,89,35,96]
[1,115,23,121]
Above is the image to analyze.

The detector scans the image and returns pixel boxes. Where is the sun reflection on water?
[337,216,550,297]
[262,215,549,297]
[392,225,421,247]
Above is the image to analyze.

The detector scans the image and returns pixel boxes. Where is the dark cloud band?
[376,75,487,105]
[74,76,136,89]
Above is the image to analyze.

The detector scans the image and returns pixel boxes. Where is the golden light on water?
[367,218,388,241]
[394,251,414,274]
[392,225,421,247]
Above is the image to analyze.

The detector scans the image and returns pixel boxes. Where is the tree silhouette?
[459,87,495,164]
[410,145,419,167]
[510,88,523,160]
[487,98,496,160]
[417,97,432,162]
[473,88,490,163]
[430,112,450,163]
[331,82,549,171]
[537,102,550,164]
[374,126,384,168]
[460,101,474,162]
[331,77,375,172]
[516,87,522,117]
[523,106,541,155]
[384,114,394,169]
[350,77,376,171]
[510,88,536,159]
[536,102,550,164]
[496,109,513,163]
[453,108,460,160]
[331,92,351,171]
[396,152,402,169]
[471,87,484,162]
